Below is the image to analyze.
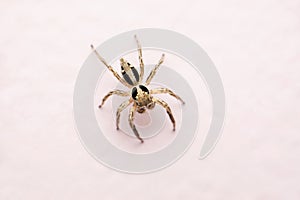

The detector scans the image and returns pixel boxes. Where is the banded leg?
[134,35,144,82]
[128,104,144,143]
[91,45,131,88]
[151,88,185,104]
[153,97,176,131]
[99,90,129,108]
[116,99,132,130]
[145,54,165,85]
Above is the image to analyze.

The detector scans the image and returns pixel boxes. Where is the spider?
[91,35,185,143]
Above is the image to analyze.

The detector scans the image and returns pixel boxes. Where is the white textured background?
[0,0,300,199]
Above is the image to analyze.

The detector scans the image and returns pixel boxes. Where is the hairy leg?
[91,45,131,88]
[99,90,129,108]
[145,54,165,85]
[153,97,176,131]
[128,103,144,143]
[116,99,132,130]
[150,88,185,104]
[134,35,144,82]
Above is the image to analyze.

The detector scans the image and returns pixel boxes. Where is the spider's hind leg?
[145,54,165,85]
[91,45,131,88]
[134,35,144,82]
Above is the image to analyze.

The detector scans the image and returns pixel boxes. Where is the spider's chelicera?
[91,35,185,143]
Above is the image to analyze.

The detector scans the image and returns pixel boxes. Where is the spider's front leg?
[116,99,132,130]
[151,88,185,104]
[128,103,144,143]
[153,97,176,131]
[99,90,129,108]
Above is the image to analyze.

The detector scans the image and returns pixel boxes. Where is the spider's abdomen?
[121,66,139,86]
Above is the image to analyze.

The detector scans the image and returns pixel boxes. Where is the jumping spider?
[91,35,185,143]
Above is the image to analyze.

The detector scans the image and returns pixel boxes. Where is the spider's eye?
[139,85,149,93]
[131,87,138,100]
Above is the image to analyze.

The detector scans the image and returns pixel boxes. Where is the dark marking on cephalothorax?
[131,87,138,100]
[139,85,149,93]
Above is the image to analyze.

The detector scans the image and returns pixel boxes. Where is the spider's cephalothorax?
[131,85,155,113]
[91,35,185,143]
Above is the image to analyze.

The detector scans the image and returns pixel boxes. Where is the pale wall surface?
[0,0,300,199]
